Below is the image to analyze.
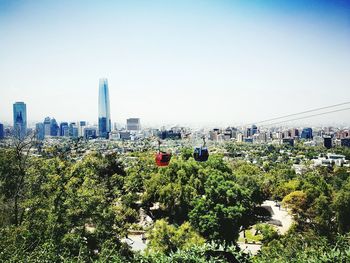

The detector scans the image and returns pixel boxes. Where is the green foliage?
[254,231,350,263]
[138,242,251,263]
[232,162,266,205]
[146,219,205,254]
[189,171,252,243]
[333,178,350,233]
[0,150,135,261]
[282,190,308,215]
[142,157,206,224]
[255,224,278,243]
[180,147,194,161]
[1,139,350,262]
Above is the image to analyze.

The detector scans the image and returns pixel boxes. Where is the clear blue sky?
[0,0,349,127]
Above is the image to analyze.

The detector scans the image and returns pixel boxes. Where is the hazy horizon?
[1,0,350,126]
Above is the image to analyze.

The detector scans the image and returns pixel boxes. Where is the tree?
[0,133,37,226]
[255,223,278,243]
[333,179,350,233]
[282,190,307,216]
[189,171,252,243]
[142,158,204,224]
[232,162,265,205]
[146,219,205,254]
[254,231,350,263]
[0,151,134,260]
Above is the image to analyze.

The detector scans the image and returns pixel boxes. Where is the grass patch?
[238,227,263,243]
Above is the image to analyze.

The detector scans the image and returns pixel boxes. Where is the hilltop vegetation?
[0,138,350,262]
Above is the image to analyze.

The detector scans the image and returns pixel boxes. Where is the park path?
[238,200,294,255]
[261,200,293,234]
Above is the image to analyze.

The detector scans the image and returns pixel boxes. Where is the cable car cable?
[258,107,350,127]
[247,101,350,126]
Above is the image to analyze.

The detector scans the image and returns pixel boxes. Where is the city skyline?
[1,98,350,129]
[1,1,350,126]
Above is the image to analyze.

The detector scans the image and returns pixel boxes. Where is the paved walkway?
[121,234,147,251]
[238,243,262,255]
[261,200,293,234]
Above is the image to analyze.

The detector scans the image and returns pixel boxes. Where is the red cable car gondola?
[155,140,171,167]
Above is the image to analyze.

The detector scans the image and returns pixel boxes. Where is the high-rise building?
[35,123,45,140]
[301,128,313,140]
[245,127,252,138]
[0,123,4,139]
[69,122,78,138]
[83,127,97,140]
[323,136,332,149]
[251,125,258,136]
[98,78,111,138]
[60,122,69,136]
[43,117,51,137]
[50,118,59,136]
[78,121,87,137]
[126,118,141,131]
[13,102,27,138]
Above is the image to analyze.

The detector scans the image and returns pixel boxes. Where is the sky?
[0,0,350,127]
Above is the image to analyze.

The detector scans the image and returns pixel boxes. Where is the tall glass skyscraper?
[98,78,111,138]
[13,102,27,138]
[0,123,4,139]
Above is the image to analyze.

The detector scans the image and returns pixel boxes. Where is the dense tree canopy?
[0,138,350,262]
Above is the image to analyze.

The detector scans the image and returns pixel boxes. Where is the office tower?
[323,136,332,149]
[245,127,252,138]
[301,128,313,139]
[69,122,78,138]
[78,121,86,137]
[126,118,141,131]
[98,78,111,138]
[83,127,97,140]
[50,118,59,136]
[35,123,45,140]
[0,123,4,139]
[251,124,258,136]
[13,102,27,138]
[60,122,69,136]
[290,128,299,138]
[43,117,51,137]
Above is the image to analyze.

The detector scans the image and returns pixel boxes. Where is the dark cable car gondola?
[193,137,209,162]
[155,140,171,167]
